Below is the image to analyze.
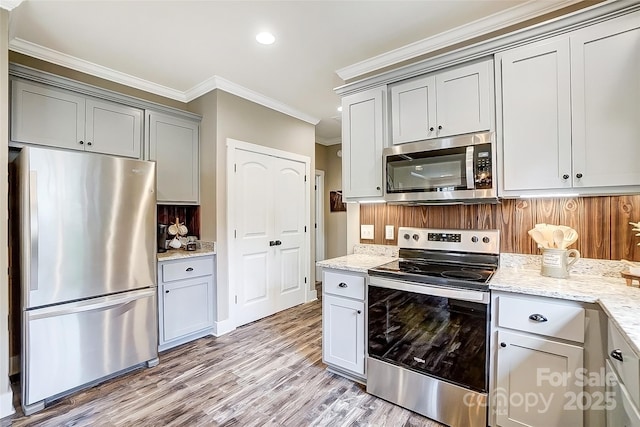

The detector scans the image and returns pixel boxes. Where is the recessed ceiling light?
[256,32,275,45]
[337,106,343,112]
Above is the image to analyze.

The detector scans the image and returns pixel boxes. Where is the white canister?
[541,248,580,279]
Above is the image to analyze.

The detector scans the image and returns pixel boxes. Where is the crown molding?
[9,37,320,125]
[315,136,342,146]
[0,0,23,12]
[336,0,583,81]
[186,75,320,125]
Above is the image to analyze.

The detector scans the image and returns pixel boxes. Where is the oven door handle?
[465,145,475,190]
[369,276,489,304]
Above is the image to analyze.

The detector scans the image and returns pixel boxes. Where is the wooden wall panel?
[360,195,640,261]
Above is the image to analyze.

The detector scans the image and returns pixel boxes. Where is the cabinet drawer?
[323,271,365,300]
[608,321,640,408]
[161,257,213,283]
[497,295,585,342]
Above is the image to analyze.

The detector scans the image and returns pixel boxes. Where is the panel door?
[499,37,572,192]
[11,79,85,151]
[85,98,142,158]
[148,111,200,204]
[435,59,492,137]
[390,75,437,144]
[162,276,213,343]
[234,148,275,326]
[341,86,385,199]
[495,330,583,427]
[322,294,365,376]
[570,11,640,189]
[272,156,306,312]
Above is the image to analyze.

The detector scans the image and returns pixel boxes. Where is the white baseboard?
[0,389,15,419]
[213,318,235,337]
[9,355,19,376]
[306,289,318,302]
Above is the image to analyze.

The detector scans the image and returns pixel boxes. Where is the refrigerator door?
[17,147,156,309]
[23,288,157,407]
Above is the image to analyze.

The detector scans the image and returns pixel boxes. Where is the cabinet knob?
[376,186,381,190]
[165,290,170,294]
[562,174,569,180]
[338,282,348,288]
[576,173,583,179]
[611,349,624,362]
[357,310,362,314]
[438,125,443,130]
[528,313,548,322]
[500,342,507,348]
[79,140,84,145]
[186,267,194,272]
[429,127,434,132]
[87,141,92,146]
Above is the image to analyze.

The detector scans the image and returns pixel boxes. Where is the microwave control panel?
[474,143,493,189]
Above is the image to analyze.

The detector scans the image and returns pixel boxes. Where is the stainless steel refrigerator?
[15,147,158,415]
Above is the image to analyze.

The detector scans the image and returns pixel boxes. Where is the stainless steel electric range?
[367,227,500,427]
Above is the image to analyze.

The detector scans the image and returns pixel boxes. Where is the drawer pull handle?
[186,267,194,272]
[338,282,348,288]
[611,349,624,362]
[529,313,548,322]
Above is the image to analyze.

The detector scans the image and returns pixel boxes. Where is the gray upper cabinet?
[390,59,493,145]
[147,111,200,205]
[11,79,143,159]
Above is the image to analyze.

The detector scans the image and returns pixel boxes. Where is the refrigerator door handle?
[29,170,39,291]
[27,288,155,320]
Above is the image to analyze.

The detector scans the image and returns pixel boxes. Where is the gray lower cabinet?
[11,78,143,158]
[147,111,200,204]
[158,255,214,351]
[322,269,366,382]
[606,320,640,426]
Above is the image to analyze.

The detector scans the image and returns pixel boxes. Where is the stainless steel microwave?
[383,132,497,204]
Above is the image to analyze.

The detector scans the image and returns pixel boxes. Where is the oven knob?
[471,236,479,243]
[483,237,490,244]
[412,234,420,241]
[403,233,410,240]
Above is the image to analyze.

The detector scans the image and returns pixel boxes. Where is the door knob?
[269,240,276,246]
[275,240,282,246]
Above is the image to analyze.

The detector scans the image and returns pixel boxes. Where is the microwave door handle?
[465,146,474,190]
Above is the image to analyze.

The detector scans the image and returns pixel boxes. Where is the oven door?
[368,276,489,392]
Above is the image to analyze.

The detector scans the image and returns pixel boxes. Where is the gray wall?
[316,143,347,259]
[1,8,13,418]
[188,90,316,321]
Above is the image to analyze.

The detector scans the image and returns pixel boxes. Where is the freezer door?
[23,288,157,406]
[18,147,156,308]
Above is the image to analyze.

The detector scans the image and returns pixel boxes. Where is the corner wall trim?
[306,289,318,302]
[213,319,235,337]
[0,389,15,419]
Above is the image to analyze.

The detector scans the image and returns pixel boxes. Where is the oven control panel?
[398,227,500,254]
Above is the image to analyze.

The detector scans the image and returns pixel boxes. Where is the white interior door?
[233,148,306,326]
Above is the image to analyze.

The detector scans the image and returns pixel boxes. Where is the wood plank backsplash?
[158,205,201,238]
[360,196,640,261]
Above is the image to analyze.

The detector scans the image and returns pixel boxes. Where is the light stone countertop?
[316,247,640,354]
[157,241,216,262]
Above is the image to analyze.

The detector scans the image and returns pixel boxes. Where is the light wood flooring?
[4,289,443,427]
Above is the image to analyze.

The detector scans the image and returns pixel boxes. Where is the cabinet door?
[148,112,200,204]
[570,11,640,189]
[606,361,640,427]
[11,79,85,151]
[499,37,572,192]
[341,87,385,199]
[495,330,583,427]
[435,59,492,138]
[390,75,437,144]
[162,276,213,343]
[85,98,142,158]
[322,294,365,376]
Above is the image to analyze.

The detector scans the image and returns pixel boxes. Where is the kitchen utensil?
[541,248,580,279]
[527,229,548,248]
[552,229,565,249]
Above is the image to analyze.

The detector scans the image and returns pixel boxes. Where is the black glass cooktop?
[369,259,495,291]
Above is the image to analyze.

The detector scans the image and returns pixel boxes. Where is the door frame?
[314,170,325,281]
[227,138,311,328]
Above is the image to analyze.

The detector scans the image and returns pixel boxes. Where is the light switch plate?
[361,224,374,240]
[385,225,394,240]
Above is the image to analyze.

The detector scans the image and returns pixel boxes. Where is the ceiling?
[6,0,579,144]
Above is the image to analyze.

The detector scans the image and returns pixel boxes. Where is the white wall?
[1,7,15,419]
